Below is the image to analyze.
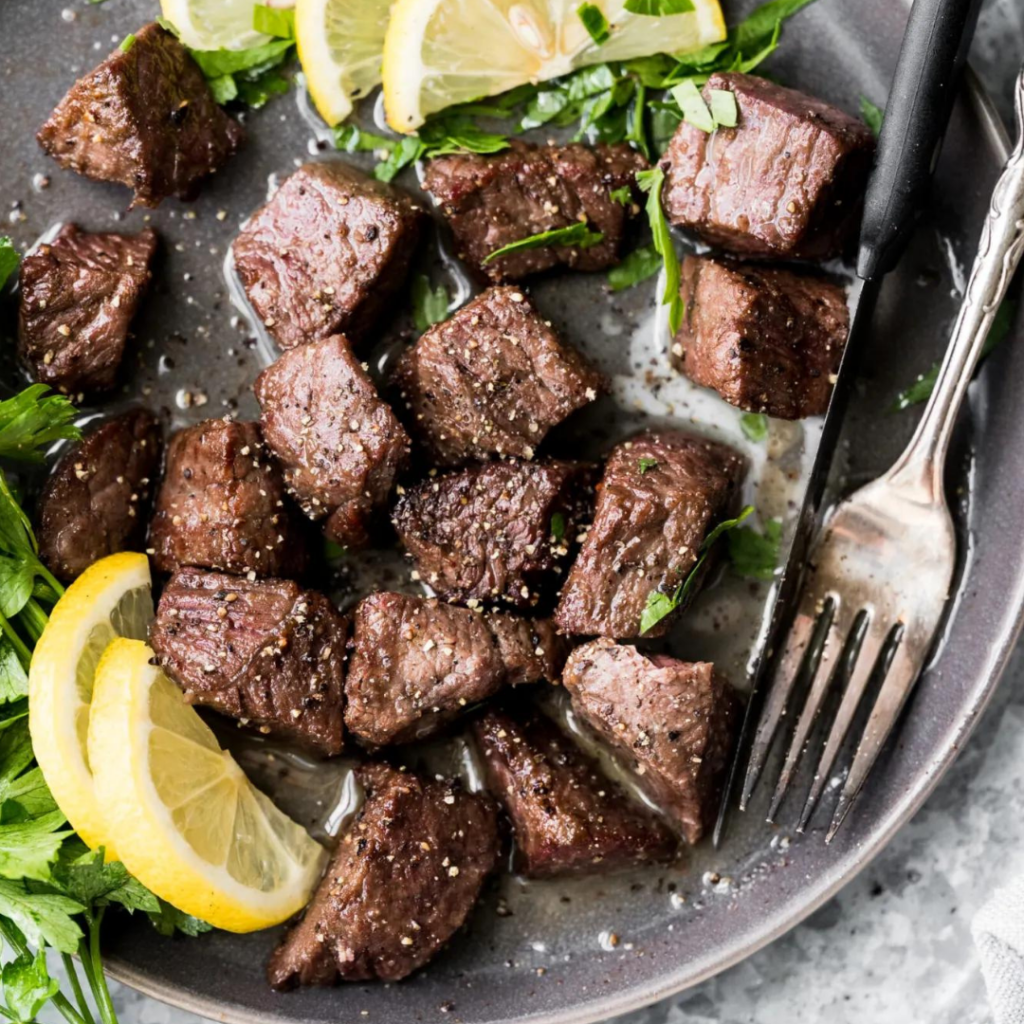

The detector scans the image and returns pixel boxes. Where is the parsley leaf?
[2,949,59,1021]
[894,300,1016,410]
[334,124,396,155]
[635,167,683,332]
[608,244,662,291]
[709,88,738,127]
[732,0,818,54]
[740,412,769,442]
[483,222,604,265]
[623,0,695,14]
[671,79,714,131]
[411,275,450,332]
[0,239,20,292]
[0,641,27,704]
[859,95,884,137]
[550,512,566,541]
[609,185,633,206]
[185,37,295,109]
[728,517,782,581]
[253,4,295,38]
[640,505,753,634]
[0,385,81,464]
[147,898,213,938]
[374,136,426,183]
[0,882,84,953]
[577,2,611,44]
[637,457,659,474]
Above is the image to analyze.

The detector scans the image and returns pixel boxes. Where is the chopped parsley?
[609,185,634,206]
[728,517,782,581]
[608,244,662,292]
[550,512,566,541]
[577,2,611,45]
[635,168,683,332]
[709,87,739,127]
[0,239,20,292]
[894,300,1016,410]
[640,505,753,634]
[118,33,136,53]
[623,0,695,14]
[671,79,714,131]
[177,32,296,109]
[483,222,605,265]
[637,457,659,473]
[859,95,884,137]
[411,274,450,332]
[739,412,769,442]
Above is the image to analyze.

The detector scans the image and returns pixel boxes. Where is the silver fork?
[741,67,1024,842]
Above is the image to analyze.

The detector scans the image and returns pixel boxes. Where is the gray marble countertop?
[46,2,1024,1022]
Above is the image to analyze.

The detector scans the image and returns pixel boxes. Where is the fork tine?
[796,614,889,832]
[739,590,830,812]
[826,628,916,842]
[766,599,851,823]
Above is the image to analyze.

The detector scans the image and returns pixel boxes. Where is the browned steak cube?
[37,408,162,582]
[555,431,745,639]
[393,286,604,466]
[392,459,595,609]
[562,639,742,844]
[472,705,676,876]
[663,72,875,259]
[149,419,308,578]
[37,24,243,207]
[150,569,346,755]
[18,225,157,397]
[255,334,410,549]
[233,162,424,348]
[424,141,647,281]
[267,762,499,986]
[672,256,849,419]
[344,592,569,747]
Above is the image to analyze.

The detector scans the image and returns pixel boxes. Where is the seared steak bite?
[555,431,745,639]
[267,762,499,986]
[233,161,424,348]
[423,141,647,281]
[392,459,594,609]
[472,706,676,876]
[150,569,346,755]
[562,639,742,844]
[344,592,569,747]
[663,72,875,259]
[394,287,604,466]
[37,409,162,582]
[149,419,308,578]
[37,23,243,207]
[18,225,157,397]
[255,334,410,549]
[673,256,849,419]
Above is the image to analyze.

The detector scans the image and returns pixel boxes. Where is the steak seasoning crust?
[563,639,742,844]
[555,430,746,638]
[267,763,499,986]
[473,705,677,876]
[37,23,243,207]
[663,72,875,259]
[150,569,347,756]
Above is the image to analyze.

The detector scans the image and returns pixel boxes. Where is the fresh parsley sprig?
[640,505,753,634]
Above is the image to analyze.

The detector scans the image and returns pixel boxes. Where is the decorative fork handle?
[889,66,1024,496]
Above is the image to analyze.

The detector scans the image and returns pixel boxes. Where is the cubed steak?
[562,639,742,844]
[149,419,308,578]
[37,23,243,207]
[344,592,569,747]
[392,459,594,609]
[255,334,410,549]
[663,72,875,259]
[233,161,424,348]
[18,225,157,396]
[150,569,346,755]
[37,408,162,582]
[472,705,676,876]
[673,256,849,419]
[555,431,745,639]
[393,286,604,466]
[267,762,499,986]
[423,141,647,281]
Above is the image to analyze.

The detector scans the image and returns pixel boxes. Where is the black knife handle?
[856,0,983,281]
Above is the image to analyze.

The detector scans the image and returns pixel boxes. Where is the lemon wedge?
[295,0,391,126]
[159,0,272,51]
[88,638,327,933]
[29,552,155,858]
[382,0,726,131]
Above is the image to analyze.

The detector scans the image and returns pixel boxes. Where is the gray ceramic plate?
[3,1,1023,1023]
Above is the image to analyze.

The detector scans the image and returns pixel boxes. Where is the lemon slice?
[296,0,391,126]
[88,638,327,933]
[29,552,155,858]
[160,0,271,51]
[382,0,726,131]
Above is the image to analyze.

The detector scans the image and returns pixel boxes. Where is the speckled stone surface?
[33,1,1024,1022]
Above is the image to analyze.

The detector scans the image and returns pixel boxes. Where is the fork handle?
[889,68,1024,496]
